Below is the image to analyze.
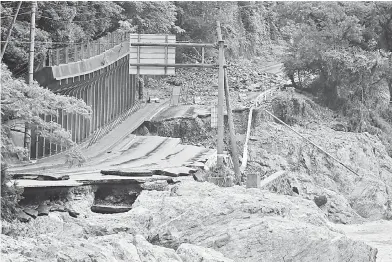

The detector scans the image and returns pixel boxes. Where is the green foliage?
[271,91,321,126]
[120,2,177,34]
[1,63,92,158]
[174,1,280,60]
[1,163,23,221]
[64,146,86,167]
[280,2,391,111]
[1,1,124,73]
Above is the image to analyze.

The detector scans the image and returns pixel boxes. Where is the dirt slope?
[247,92,392,224]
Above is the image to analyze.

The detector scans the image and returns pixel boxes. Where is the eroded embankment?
[133,109,249,151]
[246,91,392,224]
[135,91,392,225]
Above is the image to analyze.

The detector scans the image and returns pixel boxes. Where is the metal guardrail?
[47,31,128,66]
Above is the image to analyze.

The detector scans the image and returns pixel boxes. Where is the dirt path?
[335,220,392,262]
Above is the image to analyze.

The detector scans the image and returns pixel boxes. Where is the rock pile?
[146,60,289,109]
[16,202,80,223]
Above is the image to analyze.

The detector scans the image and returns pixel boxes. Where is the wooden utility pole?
[28,1,36,84]
[216,21,224,167]
[0,1,22,60]
[24,1,36,160]
[224,69,241,183]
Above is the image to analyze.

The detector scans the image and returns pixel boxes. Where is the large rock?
[16,210,31,223]
[177,243,234,262]
[36,204,50,216]
[134,234,182,262]
[130,181,377,262]
[1,233,179,262]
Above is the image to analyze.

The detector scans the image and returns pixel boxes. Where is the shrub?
[1,163,23,221]
[271,91,320,125]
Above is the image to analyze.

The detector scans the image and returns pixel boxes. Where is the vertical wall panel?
[33,52,142,159]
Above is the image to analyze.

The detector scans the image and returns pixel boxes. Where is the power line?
[0,2,17,6]
[0,40,123,45]
[39,15,111,23]
[1,13,112,23]
[0,11,30,18]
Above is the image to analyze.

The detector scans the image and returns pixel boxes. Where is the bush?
[1,163,23,221]
[271,91,320,125]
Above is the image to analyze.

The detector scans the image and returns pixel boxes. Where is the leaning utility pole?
[24,1,36,160]
[216,21,225,167]
[0,1,22,60]
[224,69,241,183]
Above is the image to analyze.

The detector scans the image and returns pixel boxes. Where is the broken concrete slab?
[23,208,38,219]
[101,170,153,177]
[10,179,83,188]
[12,173,70,181]
[152,166,197,177]
[259,171,287,189]
[91,205,132,214]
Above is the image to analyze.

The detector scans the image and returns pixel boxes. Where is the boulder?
[16,210,31,223]
[36,204,50,216]
[314,195,328,207]
[134,234,182,262]
[68,209,80,218]
[177,243,234,262]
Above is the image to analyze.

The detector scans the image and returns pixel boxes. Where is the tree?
[1,1,124,74]
[1,63,92,158]
[119,1,178,34]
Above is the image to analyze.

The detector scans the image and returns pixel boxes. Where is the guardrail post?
[86,41,90,59]
[97,39,101,54]
[74,43,78,62]
[64,46,69,64]
[201,47,205,64]
[81,43,85,60]
[55,49,60,65]
[48,49,53,66]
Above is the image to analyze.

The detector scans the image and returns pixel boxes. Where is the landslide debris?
[1,180,378,262]
[248,90,392,224]
[146,60,288,110]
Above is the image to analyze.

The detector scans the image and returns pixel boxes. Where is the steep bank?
[247,91,392,224]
